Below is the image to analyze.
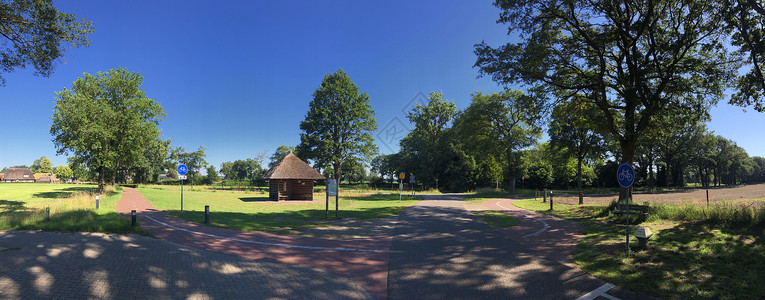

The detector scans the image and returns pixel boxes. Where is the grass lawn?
[0,183,145,234]
[514,199,765,299]
[137,186,421,234]
[472,210,520,227]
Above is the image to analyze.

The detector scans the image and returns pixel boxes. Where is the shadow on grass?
[0,200,26,213]
[164,206,409,233]
[32,186,96,199]
[239,196,275,202]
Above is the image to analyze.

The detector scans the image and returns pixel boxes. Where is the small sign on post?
[178,164,188,214]
[409,174,415,197]
[326,179,338,219]
[617,163,636,256]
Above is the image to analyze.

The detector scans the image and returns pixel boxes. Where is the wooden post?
[706,189,709,207]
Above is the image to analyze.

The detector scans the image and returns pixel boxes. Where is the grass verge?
[137,187,420,234]
[0,183,146,234]
[472,210,520,227]
[513,198,765,299]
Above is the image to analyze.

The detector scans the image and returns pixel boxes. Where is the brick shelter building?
[262,152,325,200]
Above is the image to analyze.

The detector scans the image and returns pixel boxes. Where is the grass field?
[0,183,145,234]
[137,185,421,234]
[514,199,765,299]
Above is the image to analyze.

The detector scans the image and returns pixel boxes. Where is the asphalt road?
[387,194,636,300]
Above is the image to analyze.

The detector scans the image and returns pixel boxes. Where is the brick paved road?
[117,187,387,299]
[0,230,370,300]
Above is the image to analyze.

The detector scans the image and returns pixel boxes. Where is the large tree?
[297,69,378,183]
[54,164,72,181]
[454,90,542,192]
[475,0,736,172]
[0,0,93,85]
[398,91,458,187]
[549,97,605,203]
[31,156,53,173]
[51,68,165,192]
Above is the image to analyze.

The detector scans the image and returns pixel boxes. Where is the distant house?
[33,173,46,181]
[37,174,60,183]
[262,152,325,200]
[159,174,171,181]
[3,168,35,182]
[0,173,4,180]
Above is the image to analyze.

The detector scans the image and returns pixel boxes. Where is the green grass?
[463,187,538,205]
[137,187,421,234]
[0,183,146,234]
[472,210,520,227]
[513,198,765,299]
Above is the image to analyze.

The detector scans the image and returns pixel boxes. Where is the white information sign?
[327,179,338,197]
[178,175,187,180]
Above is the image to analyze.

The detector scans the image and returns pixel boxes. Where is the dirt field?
[546,183,765,207]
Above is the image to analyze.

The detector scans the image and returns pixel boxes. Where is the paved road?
[0,230,369,300]
[387,194,637,300]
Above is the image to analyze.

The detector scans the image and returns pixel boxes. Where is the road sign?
[327,179,338,197]
[399,172,405,180]
[178,175,187,180]
[409,174,415,184]
[177,164,189,176]
[617,163,635,188]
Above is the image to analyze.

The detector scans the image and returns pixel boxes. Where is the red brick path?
[117,187,390,300]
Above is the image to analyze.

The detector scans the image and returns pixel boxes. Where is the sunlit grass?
[0,183,146,234]
[137,187,421,233]
[513,198,765,299]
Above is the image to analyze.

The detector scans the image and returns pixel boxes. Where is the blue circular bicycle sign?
[617,163,635,188]
[177,164,189,176]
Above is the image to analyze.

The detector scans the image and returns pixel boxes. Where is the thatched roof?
[262,152,325,180]
[3,168,33,180]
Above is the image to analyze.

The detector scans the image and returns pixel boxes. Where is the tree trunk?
[98,166,105,194]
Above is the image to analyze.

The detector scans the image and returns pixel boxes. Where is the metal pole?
[706,189,709,207]
[204,205,210,224]
[96,195,100,210]
[131,210,137,226]
[326,185,329,219]
[626,187,631,256]
[335,194,338,218]
[181,179,184,214]
[549,191,553,211]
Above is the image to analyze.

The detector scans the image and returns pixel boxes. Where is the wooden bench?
[613,204,650,216]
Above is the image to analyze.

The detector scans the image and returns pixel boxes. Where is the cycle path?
[116,187,389,300]
[387,194,647,300]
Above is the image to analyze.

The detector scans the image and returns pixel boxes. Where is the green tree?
[297,69,378,183]
[172,146,207,185]
[31,156,53,173]
[454,90,542,193]
[268,145,295,168]
[205,165,220,184]
[54,164,72,181]
[51,69,165,192]
[475,0,737,198]
[133,138,171,183]
[0,0,93,85]
[219,161,234,180]
[723,0,765,111]
[399,92,458,187]
[549,97,605,203]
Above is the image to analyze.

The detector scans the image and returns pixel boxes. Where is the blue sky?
[1,1,763,170]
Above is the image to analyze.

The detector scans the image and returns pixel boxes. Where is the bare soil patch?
[550,183,765,207]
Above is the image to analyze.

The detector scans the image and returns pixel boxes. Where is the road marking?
[496,199,549,237]
[143,215,390,253]
[576,283,619,300]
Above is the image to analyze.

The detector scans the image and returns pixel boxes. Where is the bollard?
[550,191,554,211]
[96,195,100,210]
[46,207,50,221]
[204,205,210,224]
[131,210,137,226]
[706,189,709,207]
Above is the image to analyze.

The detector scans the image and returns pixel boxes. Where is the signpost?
[326,179,338,219]
[177,164,188,213]
[399,172,405,201]
[617,163,636,255]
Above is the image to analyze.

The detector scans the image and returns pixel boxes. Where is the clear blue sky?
[1,0,763,170]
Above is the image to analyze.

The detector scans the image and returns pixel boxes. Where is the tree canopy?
[0,0,93,85]
[50,68,165,192]
[297,69,378,181]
